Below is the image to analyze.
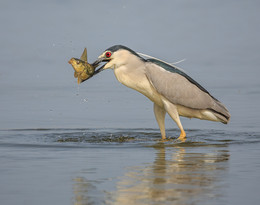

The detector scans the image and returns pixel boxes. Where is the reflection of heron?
[73,177,95,205]
[73,177,106,205]
[110,144,229,204]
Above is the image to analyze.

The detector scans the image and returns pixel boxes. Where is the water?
[1,0,260,204]
[0,129,260,205]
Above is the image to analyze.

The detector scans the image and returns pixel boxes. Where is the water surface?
[1,128,260,205]
[0,0,260,204]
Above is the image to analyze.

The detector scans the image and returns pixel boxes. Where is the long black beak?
[92,57,105,67]
[91,57,107,77]
[93,64,105,76]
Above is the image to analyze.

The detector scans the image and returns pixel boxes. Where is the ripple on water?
[0,128,259,148]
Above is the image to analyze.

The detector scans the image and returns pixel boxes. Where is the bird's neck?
[113,62,162,106]
[114,62,145,90]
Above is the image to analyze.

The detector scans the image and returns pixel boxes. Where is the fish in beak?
[68,48,104,84]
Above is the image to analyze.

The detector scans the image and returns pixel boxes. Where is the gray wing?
[145,59,230,119]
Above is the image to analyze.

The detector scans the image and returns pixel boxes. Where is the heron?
[92,45,230,141]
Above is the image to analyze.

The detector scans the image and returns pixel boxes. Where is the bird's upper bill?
[90,51,113,75]
[92,56,107,68]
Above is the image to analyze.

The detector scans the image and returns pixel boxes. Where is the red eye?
[105,51,111,58]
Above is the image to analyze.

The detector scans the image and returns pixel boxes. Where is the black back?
[147,58,218,101]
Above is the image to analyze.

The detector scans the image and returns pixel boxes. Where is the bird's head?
[93,45,144,71]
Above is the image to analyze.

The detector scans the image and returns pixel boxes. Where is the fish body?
[68,58,95,84]
[68,48,96,84]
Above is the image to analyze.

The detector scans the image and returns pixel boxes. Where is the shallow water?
[1,129,260,205]
[1,0,260,204]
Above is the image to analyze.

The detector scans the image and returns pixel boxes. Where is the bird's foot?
[176,130,186,142]
[159,138,172,142]
[159,135,175,142]
[159,130,186,143]
[160,135,167,142]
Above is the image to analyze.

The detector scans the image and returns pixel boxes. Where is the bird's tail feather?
[209,100,230,124]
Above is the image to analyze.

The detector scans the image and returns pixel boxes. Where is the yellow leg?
[177,129,186,142]
[162,100,187,142]
[153,103,166,140]
[161,135,167,141]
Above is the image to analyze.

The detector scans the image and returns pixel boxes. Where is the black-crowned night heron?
[93,45,230,141]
